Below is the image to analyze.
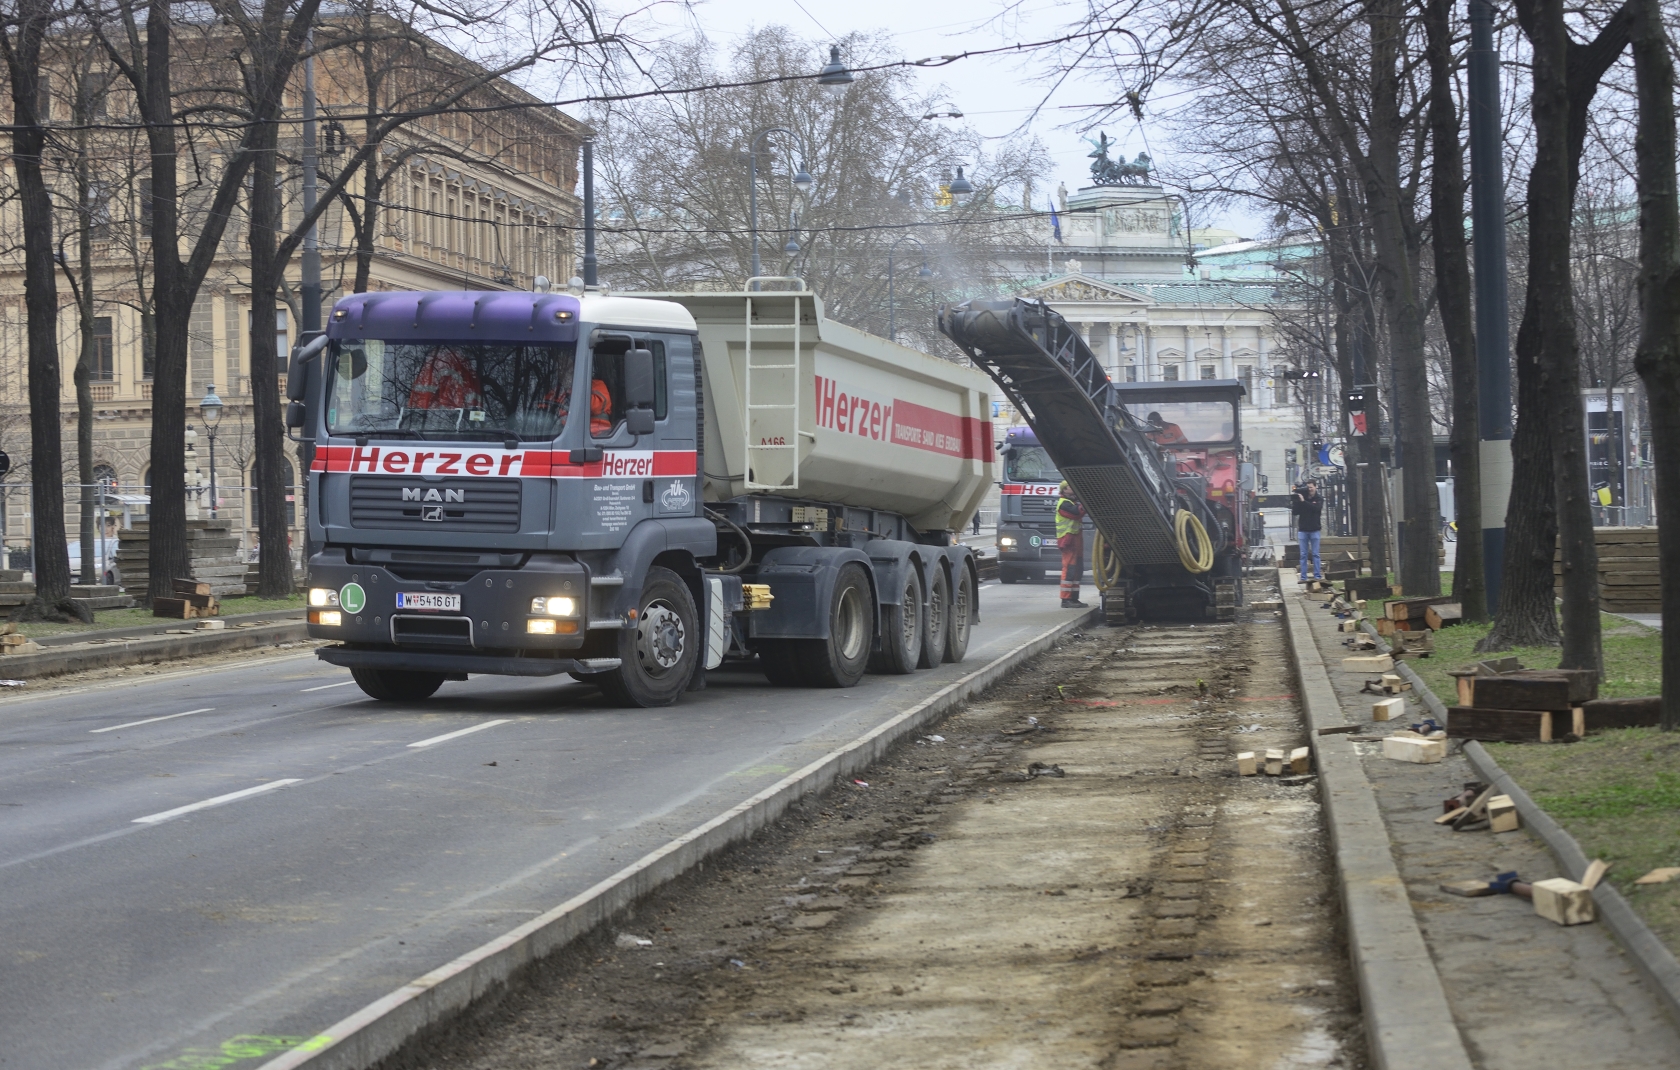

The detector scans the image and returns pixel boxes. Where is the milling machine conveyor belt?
[939,298,1186,567]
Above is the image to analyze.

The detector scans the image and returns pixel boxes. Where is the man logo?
[421,506,444,522]
[402,487,465,503]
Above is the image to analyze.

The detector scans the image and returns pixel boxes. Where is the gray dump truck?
[288,283,994,707]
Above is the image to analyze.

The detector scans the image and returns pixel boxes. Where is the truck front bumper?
[995,525,1057,564]
[316,646,620,677]
[303,551,592,653]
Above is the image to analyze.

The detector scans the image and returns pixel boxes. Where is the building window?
[1200,365,1216,380]
[1163,365,1180,381]
[248,308,289,356]
[1238,364,1254,396]
[92,317,114,381]
[87,181,112,240]
[1125,365,1139,383]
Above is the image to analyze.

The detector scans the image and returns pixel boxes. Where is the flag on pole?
[1048,200,1063,242]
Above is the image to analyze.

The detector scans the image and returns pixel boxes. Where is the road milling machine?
[941,298,1251,623]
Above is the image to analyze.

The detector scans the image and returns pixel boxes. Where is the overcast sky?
[608,0,1264,239]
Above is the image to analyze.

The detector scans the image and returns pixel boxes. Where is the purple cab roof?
[326,291,583,346]
[1003,426,1040,446]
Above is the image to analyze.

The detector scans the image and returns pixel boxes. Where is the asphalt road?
[0,580,1077,1070]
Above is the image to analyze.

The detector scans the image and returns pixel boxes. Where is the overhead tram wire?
[3,26,1147,137]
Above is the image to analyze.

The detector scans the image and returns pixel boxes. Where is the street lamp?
[887,236,933,342]
[747,126,813,287]
[948,166,975,207]
[199,383,223,520]
[816,45,854,99]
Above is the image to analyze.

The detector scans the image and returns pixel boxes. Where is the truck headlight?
[308,588,339,607]
[310,610,342,626]
[527,619,557,635]
[998,536,1017,548]
[531,596,577,616]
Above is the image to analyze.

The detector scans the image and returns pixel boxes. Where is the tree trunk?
[1424,0,1486,621]
[1629,0,1680,729]
[1481,298,1562,649]
[75,101,97,588]
[248,120,292,599]
[1365,0,1440,596]
[1528,0,1601,675]
[2,0,71,609]
[353,154,379,294]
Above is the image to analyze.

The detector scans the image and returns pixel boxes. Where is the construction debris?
[1342,654,1394,673]
[1487,794,1520,833]
[1236,751,1257,775]
[1264,748,1285,776]
[1425,603,1463,629]
[1634,867,1680,885]
[1382,735,1446,764]
[1532,878,1595,926]
[1288,747,1310,774]
[1372,697,1405,721]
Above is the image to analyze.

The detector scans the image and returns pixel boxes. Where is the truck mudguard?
[588,516,718,620]
[748,544,876,640]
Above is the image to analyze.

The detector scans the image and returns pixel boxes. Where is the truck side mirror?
[626,408,655,434]
[625,347,656,410]
[286,332,328,436]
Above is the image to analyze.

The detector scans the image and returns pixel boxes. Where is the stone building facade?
[0,28,585,564]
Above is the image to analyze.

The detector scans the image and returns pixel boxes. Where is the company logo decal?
[402,487,464,502]
[313,446,697,479]
[659,480,693,511]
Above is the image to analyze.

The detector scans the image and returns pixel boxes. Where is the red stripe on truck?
[315,448,696,479]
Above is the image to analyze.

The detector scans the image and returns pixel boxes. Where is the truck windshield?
[326,340,577,441]
[1124,400,1236,445]
[1004,445,1061,482]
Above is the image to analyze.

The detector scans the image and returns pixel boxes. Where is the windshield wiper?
[348,427,429,440]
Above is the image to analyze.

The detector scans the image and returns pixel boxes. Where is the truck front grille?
[390,614,474,647]
[350,477,521,533]
[1019,496,1056,520]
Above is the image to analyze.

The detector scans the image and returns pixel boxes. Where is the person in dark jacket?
[1292,480,1323,581]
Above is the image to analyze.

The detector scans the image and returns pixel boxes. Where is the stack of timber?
[70,584,135,612]
[119,521,248,601]
[153,578,221,619]
[0,569,34,609]
[1376,595,1455,636]
[1284,534,1368,571]
[1553,526,1659,614]
[0,622,40,655]
[1448,663,1599,742]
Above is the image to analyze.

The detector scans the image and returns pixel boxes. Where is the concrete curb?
[32,608,304,648]
[1279,572,1476,1070]
[0,621,309,680]
[254,608,1101,1070]
[1358,623,1680,1030]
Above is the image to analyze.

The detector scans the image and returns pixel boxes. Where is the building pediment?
[1021,273,1152,305]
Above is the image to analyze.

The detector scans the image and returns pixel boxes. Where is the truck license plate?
[395,592,460,612]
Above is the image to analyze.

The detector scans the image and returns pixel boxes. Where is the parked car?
[67,537,120,586]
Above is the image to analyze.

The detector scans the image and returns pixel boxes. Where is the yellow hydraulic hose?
[1174,509,1215,574]
[1091,531,1124,592]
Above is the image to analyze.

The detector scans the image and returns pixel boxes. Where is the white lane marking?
[132,779,303,825]
[408,719,512,749]
[90,708,215,734]
[300,680,356,692]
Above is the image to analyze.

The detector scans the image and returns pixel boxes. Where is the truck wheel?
[869,567,923,675]
[756,641,804,687]
[351,668,445,702]
[944,565,974,664]
[597,567,698,708]
[917,566,949,669]
[999,567,1020,585]
[798,562,873,687]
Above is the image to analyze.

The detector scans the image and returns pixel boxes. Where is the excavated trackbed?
[415,584,1364,1070]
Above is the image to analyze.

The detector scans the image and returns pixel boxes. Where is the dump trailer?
[940,298,1248,622]
[288,283,992,707]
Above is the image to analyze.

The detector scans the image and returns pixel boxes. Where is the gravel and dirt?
[407,585,1365,1070]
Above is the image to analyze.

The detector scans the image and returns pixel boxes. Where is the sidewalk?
[1285,577,1680,1068]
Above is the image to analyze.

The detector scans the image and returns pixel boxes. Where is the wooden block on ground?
[173,578,212,597]
[1264,748,1284,776]
[1502,668,1599,703]
[1487,794,1520,833]
[1634,867,1680,885]
[0,622,15,636]
[1580,696,1661,732]
[1466,676,1571,712]
[153,598,193,619]
[1381,673,1411,693]
[1455,674,1474,706]
[1532,877,1595,925]
[1396,632,1435,655]
[1440,879,1496,897]
[1382,735,1446,763]
[1447,706,1553,743]
[1339,619,1359,633]
[1386,595,1454,621]
[1373,696,1406,721]
[1376,618,1397,637]
[1426,603,1464,629]
[1477,656,1524,676]
[1,639,42,655]
[1580,859,1611,890]
[1435,807,1468,825]
[1288,747,1310,774]
[1236,752,1257,776]
[1342,654,1394,673]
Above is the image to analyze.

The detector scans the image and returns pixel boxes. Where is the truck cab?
[995,426,1095,584]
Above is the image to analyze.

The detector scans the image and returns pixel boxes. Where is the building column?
[1221,326,1234,380]
[1257,333,1270,409]
[1105,322,1120,377]
[1144,326,1157,380]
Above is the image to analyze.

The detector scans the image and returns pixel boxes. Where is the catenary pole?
[582,139,597,287]
[1468,0,1513,611]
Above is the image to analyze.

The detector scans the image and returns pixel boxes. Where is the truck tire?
[597,567,699,708]
[756,641,804,687]
[869,567,923,675]
[351,668,445,702]
[999,567,1020,585]
[796,562,874,688]
[944,565,974,664]
[917,566,949,669]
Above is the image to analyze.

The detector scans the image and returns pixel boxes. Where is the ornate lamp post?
[887,236,933,342]
[199,384,223,520]
[816,45,854,98]
[748,127,813,288]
